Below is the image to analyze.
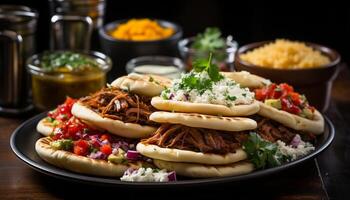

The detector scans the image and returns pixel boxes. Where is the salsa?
[50,116,139,164]
[254,83,315,119]
[47,97,76,123]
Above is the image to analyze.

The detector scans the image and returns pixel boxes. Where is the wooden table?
[1,66,350,200]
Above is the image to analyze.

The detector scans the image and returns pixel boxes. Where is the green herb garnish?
[178,53,223,94]
[243,132,289,169]
[192,53,223,82]
[192,27,225,52]
[41,51,99,72]
[226,95,237,101]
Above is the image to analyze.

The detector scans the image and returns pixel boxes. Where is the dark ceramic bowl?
[235,41,341,112]
[99,19,183,80]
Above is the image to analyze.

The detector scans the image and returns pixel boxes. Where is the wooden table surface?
[1,66,350,200]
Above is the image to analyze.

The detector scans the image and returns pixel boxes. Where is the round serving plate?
[10,112,335,188]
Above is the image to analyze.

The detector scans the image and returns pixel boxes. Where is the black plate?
[10,112,335,187]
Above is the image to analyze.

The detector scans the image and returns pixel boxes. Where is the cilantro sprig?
[178,53,223,94]
[192,27,226,52]
[192,53,223,82]
[243,132,289,169]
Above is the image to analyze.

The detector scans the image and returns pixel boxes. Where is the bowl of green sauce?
[26,51,112,110]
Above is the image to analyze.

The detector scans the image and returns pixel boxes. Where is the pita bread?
[221,71,270,89]
[35,137,131,177]
[36,118,54,136]
[150,111,257,132]
[111,73,172,97]
[71,102,157,138]
[258,102,324,134]
[151,97,260,117]
[154,159,254,178]
[136,143,247,165]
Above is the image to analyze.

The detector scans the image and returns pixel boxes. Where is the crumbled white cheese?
[276,139,315,161]
[163,71,254,107]
[120,168,169,182]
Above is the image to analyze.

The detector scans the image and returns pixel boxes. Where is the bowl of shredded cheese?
[99,18,183,78]
[235,39,341,112]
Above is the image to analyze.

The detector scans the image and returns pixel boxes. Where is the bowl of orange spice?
[99,18,182,78]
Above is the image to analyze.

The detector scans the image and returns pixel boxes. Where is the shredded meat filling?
[80,87,157,126]
[256,118,316,143]
[142,124,247,154]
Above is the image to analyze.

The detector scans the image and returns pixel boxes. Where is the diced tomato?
[266,83,277,98]
[100,144,112,155]
[280,83,294,93]
[52,132,63,141]
[74,146,86,156]
[90,139,101,148]
[254,88,268,101]
[100,134,111,142]
[281,97,301,114]
[289,104,302,114]
[47,97,76,121]
[73,139,89,156]
[288,92,302,106]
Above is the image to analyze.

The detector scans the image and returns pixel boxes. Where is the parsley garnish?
[243,132,289,169]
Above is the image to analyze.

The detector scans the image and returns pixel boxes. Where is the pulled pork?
[80,87,157,126]
[142,124,247,154]
[256,118,316,143]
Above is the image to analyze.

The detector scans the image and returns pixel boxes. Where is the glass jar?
[126,56,185,79]
[26,51,111,110]
[178,36,238,72]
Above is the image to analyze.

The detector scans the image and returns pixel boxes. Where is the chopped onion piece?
[290,134,301,148]
[126,150,140,160]
[167,171,177,181]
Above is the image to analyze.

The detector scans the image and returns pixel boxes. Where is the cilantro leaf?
[180,74,212,94]
[243,132,288,169]
[226,95,237,101]
[192,27,226,51]
[193,59,209,72]
[192,53,223,82]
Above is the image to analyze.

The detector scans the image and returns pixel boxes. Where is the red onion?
[126,150,140,160]
[88,151,107,160]
[290,134,301,148]
[82,133,89,140]
[167,171,177,181]
[101,139,109,145]
[169,93,174,99]
[89,134,99,140]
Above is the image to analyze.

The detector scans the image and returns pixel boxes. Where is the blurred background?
[2,0,349,63]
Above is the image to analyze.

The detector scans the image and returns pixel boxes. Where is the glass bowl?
[178,36,238,72]
[126,56,185,79]
[26,50,111,110]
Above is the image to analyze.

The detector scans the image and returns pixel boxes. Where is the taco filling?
[254,83,316,119]
[141,117,315,169]
[160,54,254,107]
[49,117,148,164]
[79,87,157,126]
